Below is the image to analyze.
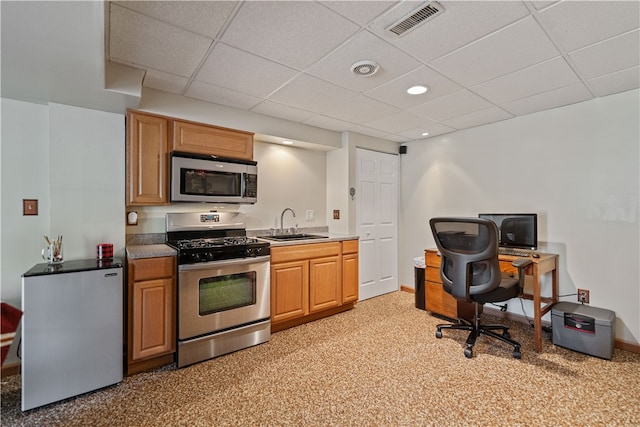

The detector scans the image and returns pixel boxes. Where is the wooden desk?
[425,249,559,352]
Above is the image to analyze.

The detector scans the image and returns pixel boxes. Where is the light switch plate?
[23,199,38,216]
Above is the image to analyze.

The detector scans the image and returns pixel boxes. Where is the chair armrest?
[512,258,533,269]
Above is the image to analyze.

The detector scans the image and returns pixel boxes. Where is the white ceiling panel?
[109,4,212,77]
[306,30,421,93]
[364,111,427,134]
[251,101,316,123]
[196,43,299,97]
[269,74,358,113]
[365,66,463,109]
[431,17,559,86]
[441,106,513,130]
[569,30,640,80]
[322,1,396,25]
[587,67,640,97]
[409,90,493,121]
[369,0,531,63]
[2,1,639,144]
[112,1,238,39]
[303,114,357,132]
[143,69,189,95]
[471,57,581,104]
[185,80,262,110]
[500,82,593,116]
[220,1,359,70]
[323,95,400,124]
[537,0,640,52]
[399,122,456,140]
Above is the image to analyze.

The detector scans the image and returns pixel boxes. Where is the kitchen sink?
[260,234,328,241]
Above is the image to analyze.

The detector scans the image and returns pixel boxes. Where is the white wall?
[0,100,125,365]
[400,89,640,345]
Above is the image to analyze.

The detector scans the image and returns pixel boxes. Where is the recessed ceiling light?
[282,140,293,145]
[407,85,428,95]
[421,132,430,136]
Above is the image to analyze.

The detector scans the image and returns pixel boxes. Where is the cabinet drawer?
[425,266,441,283]
[271,242,341,263]
[342,239,358,254]
[131,257,175,281]
[425,251,441,268]
[425,280,458,318]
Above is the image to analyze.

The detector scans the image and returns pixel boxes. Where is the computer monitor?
[478,213,538,250]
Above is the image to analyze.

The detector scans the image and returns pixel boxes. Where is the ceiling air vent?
[387,1,445,36]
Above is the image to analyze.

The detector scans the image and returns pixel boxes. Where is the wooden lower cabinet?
[342,240,359,303]
[424,249,477,321]
[271,240,358,331]
[127,256,176,374]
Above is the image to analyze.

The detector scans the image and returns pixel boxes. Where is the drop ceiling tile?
[269,74,358,113]
[303,115,356,132]
[442,107,513,130]
[365,66,463,109]
[323,95,400,124]
[220,1,359,69]
[531,1,558,11]
[399,122,456,140]
[196,43,299,97]
[409,90,493,121]
[112,1,237,38]
[471,57,580,104]
[500,82,593,116]
[251,100,316,123]
[185,80,262,110]
[109,4,212,77]
[322,1,396,25]
[537,1,640,52]
[306,30,421,93]
[364,111,426,134]
[569,30,640,80]
[347,125,390,139]
[369,1,530,63]
[384,134,410,143]
[588,67,640,97]
[430,17,560,87]
[143,69,189,94]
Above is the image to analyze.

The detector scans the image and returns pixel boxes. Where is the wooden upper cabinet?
[126,111,170,206]
[172,120,254,161]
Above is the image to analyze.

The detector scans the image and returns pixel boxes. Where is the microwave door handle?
[241,173,247,197]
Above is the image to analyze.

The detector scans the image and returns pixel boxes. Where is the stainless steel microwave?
[171,152,257,204]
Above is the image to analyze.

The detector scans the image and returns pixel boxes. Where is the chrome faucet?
[280,208,296,233]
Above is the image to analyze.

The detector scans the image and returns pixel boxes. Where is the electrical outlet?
[306,210,315,221]
[577,288,590,304]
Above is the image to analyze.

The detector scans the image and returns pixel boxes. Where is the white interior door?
[356,148,398,300]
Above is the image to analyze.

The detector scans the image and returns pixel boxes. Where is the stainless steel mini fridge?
[21,259,123,411]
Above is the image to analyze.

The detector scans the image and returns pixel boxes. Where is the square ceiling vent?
[387,1,445,36]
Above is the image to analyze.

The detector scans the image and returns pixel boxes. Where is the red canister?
[97,243,114,260]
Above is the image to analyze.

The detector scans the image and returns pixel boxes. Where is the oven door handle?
[178,255,271,271]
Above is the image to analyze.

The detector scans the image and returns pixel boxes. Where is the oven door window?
[181,168,241,197]
[199,272,256,316]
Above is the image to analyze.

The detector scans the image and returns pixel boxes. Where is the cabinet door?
[172,120,254,160]
[342,253,359,303]
[126,111,170,206]
[309,256,341,313]
[271,260,309,323]
[130,277,175,361]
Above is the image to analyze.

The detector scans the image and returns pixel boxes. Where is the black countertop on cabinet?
[23,258,123,277]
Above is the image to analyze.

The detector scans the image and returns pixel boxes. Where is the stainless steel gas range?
[166,212,270,368]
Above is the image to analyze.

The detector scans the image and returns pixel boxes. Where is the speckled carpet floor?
[2,291,639,426]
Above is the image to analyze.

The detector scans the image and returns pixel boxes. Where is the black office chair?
[429,217,532,359]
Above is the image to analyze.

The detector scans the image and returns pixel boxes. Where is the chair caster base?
[464,347,473,358]
[435,330,443,339]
